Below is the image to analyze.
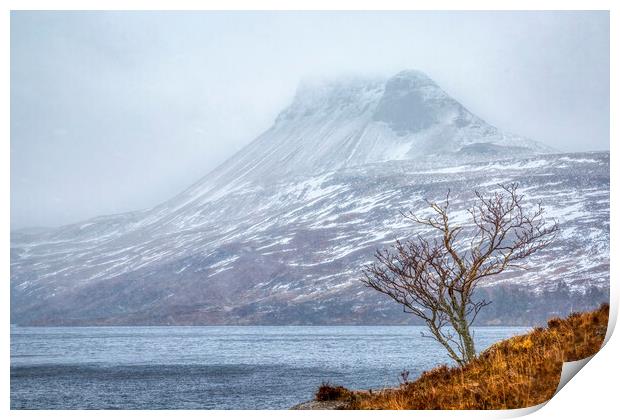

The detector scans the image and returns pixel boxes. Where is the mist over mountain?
[10,70,608,326]
[174,70,551,201]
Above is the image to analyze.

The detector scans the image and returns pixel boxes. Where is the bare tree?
[361,183,558,366]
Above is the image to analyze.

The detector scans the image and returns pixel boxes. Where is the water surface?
[11,325,527,409]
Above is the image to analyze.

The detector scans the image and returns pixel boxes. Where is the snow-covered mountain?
[10,70,608,325]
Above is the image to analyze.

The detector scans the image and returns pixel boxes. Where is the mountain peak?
[287,69,435,109]
[373,70,454,133]
[281,70,462,133]
[389,69,437,86]
[178,70,553,206]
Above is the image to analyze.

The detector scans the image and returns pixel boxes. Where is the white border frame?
[2,2,616,419]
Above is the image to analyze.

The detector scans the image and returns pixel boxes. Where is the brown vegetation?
[321,304,608,410]
[315,382,352,402]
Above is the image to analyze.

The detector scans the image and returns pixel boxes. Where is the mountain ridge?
[10,71,607,326]
[150,69,553,222]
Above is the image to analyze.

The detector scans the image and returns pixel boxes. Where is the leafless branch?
[361,183,558,365]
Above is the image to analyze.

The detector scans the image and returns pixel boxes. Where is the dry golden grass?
[329,304,609,410]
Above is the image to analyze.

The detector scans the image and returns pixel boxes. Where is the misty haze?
[10,10,609,410]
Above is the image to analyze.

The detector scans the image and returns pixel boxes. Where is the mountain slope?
[10,71,607,326]
[149,70,552,224]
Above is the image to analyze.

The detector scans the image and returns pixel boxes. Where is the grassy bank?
[313,304,609,410]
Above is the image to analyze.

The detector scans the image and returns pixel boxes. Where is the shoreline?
[290,304,609,410]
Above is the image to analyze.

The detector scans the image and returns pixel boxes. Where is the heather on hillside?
[310,304,609,410]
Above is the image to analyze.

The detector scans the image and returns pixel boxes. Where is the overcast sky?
[11,11,609,229]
